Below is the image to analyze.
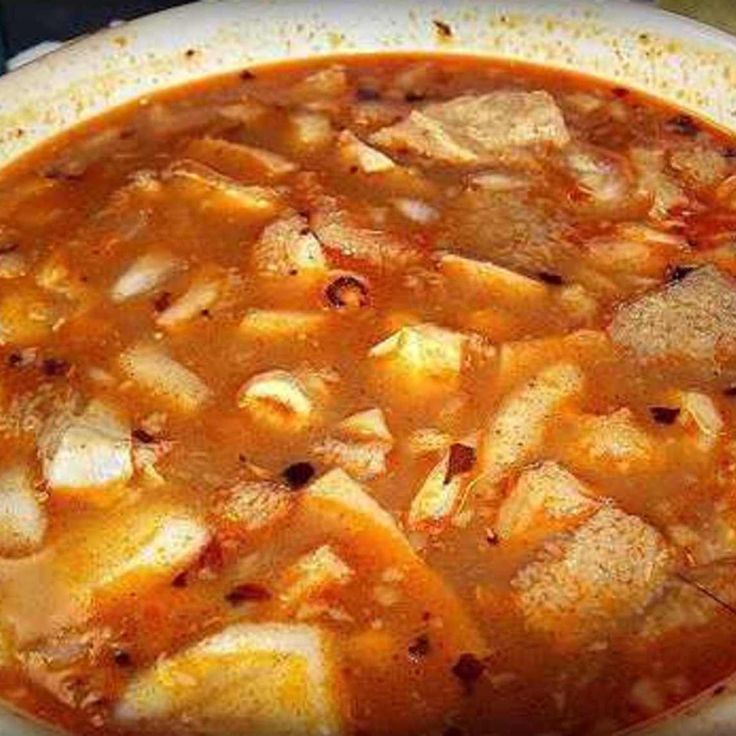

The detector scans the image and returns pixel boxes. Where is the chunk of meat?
[512,506,674,646]
[115,623,342,736]
[496,462,598,542]
[438,188,570,276]
[110,250,183,303]
[608,266,736,384]
[638,562,736,640]
[252,213,327,277]
[237,370,314,430]
[119,343,212,413]
[371,91,570,166]
[669,144,728,189]
[0,466,46,556]
[39,400,132,493]
[479,362,585,491]
[562,409,659,476]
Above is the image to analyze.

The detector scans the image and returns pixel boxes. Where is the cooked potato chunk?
[237,370,314,429]
[280,545,353,610]
[156,266,227,329]
[305,469,410,551]
[39,400,132,493]
[115,623,342,735]
[239,309,328,339]
[337,131,397,174]
[0,466,46,556]
[167,161,282,217]
[407,442,477,532]
[369,323,468,383]
[119,343,212,413]
[110,250,182,303]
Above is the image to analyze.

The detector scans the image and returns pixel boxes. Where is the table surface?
[0,0,189,70]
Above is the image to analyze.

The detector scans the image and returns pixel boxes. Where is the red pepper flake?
[41,358,71,377]
[0,242,19,255]
[433,19,453,38]
[356,87,381,101]
[537,271,564,286]
[724,386,736,397]
[153,291,172,313]
[171,571,189,588]
[132,428,156,444]
[112,649,133,668]
[650,406,681,425]
[325,275,369,309]
[404,91,427,103]
[485,528,499,546]
[667,114,700,137]
[283,462,315,490]
[666,264,697,283]
[443,728,464,736]
[7,352,23,368]
[225,583,271,606]
[445,443,476,484]
[612,86,630,98]
[408,633,431,661]
[451,653,485,692]
[240,69,256,81]
[197,539,225,573]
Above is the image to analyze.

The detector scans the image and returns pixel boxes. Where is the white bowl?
[1,1,736,734]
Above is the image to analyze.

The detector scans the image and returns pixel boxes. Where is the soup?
[1,53,736,736]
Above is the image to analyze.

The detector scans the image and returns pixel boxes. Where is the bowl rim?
[1,1,736,735]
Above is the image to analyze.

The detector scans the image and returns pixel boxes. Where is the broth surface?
[0,54,736,735]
